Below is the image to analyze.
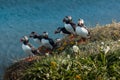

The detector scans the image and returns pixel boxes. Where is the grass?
[4,22,120,80]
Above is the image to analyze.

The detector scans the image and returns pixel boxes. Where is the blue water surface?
[0,0,120,79]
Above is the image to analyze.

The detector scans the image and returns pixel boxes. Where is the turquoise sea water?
[0,0,120,79]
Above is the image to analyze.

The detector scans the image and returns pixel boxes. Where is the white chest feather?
[76,27,88,38]
[22,44,33,55]
[41,39,53,49]
[64,24,75,34]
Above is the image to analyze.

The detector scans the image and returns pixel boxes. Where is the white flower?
[118,40,120,42]
[104,46,110,54]
[46,73,49,78]
[45,52,49,56]
[62,59,66,64]
[72,45,80,53]
[101,42,104,45]
[118,57,120,60]
[67,55,70,59]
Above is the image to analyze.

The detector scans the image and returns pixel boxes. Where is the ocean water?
[0,0,120,79]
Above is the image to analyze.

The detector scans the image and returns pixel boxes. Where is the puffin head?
[29,31,38,38]
[20,36,29,43]
[63,16,72,23]
[42,32,49,38]
[54,27,61,34]
[78,18,84,26]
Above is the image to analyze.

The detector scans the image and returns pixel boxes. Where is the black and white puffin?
[20,36,40,56]
[75,19,90,42]
[54,27,71,36]
[42,32,56,49]
[29,32,43,45]
[63,16,76,35]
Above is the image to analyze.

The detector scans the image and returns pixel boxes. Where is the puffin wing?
[61,27,71,34]
[48,38,55,46]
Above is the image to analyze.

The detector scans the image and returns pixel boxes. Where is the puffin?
[54,27,71,36]
[29,32,43,45]
[75,19,90,42]
[41,32,56,49]
[30,31,55,50]
[63,16,76,35]
[20,36,40,57]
